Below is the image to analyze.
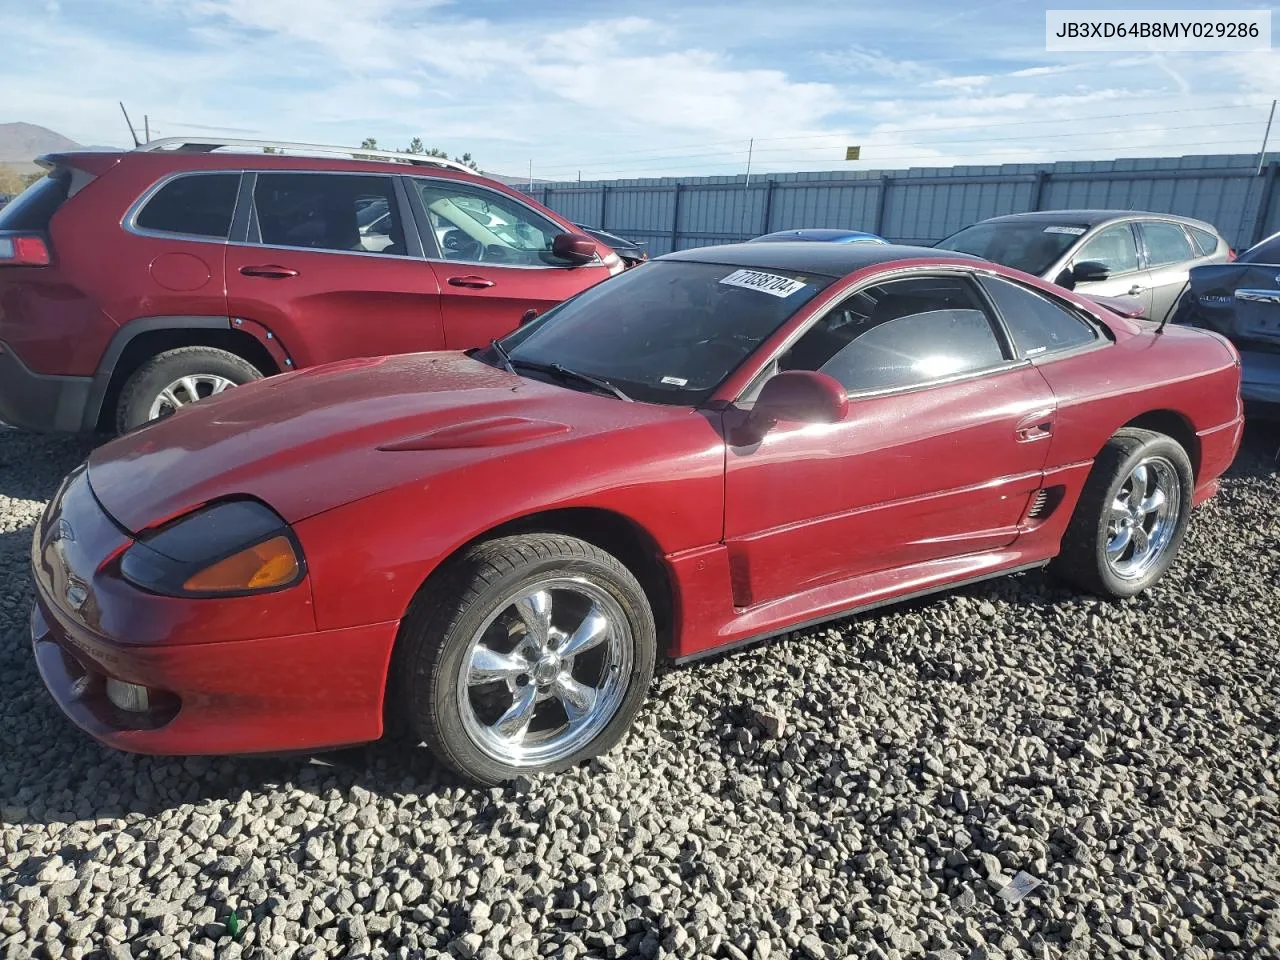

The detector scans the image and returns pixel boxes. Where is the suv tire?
[115,346,263,433]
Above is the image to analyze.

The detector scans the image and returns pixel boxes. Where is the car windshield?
[496,260,834,405]
[935,221,1085,276]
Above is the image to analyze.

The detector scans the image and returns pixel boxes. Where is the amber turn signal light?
[182,536,300,593]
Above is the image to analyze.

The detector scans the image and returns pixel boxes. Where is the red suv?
[0,138,621,433]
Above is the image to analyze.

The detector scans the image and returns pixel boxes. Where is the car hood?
[87,352,680,533]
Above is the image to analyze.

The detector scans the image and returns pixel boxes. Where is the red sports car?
[31,242,1244,784]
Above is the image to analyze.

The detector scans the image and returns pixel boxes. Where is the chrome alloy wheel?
[1105,455,1181,581]
[456,577,632,767]
[147,374,236,420]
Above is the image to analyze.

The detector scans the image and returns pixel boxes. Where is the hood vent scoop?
[378,416,572,452]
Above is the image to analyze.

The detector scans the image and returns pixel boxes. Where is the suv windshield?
[936,221,1084,276]
[497,260,833,405]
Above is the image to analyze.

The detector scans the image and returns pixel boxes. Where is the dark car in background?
[573,223,647,268]
[936,210,1231,323]
[751,228,887,245]
[0,138,621,434]
[1171,230,1280,408]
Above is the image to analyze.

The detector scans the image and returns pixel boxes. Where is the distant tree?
[0,166,31,195]
[365,136,479,170]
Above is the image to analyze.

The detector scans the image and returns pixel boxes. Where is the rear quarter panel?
[1033,321,1241,474]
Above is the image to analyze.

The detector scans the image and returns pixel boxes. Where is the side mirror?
[1072,260,1111,284]
[551,232,598,265]
[745,371,848,438]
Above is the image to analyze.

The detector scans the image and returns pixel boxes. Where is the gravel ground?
[1,424,1278,960]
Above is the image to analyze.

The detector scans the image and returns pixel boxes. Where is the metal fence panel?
[524,152,1280,254]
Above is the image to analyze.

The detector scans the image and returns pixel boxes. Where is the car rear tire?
[393,534,656,785]
[1051,428,1194,598]
[115,346,263,433]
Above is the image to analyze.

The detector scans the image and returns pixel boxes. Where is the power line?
[536,117,1265,178]
[482,97,1275,172]
[536,137,1276,182]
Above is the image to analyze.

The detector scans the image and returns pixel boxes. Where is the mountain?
[0,123,82,172]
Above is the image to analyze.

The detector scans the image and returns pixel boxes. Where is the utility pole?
[528,159,533,190]
[1257,99,1277,176]
[740,138,755,237]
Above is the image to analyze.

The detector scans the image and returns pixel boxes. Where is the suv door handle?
[1127,284,1145,295]
[448,275,496,289]
[240,265,299,279]
[1015,410,1055,442]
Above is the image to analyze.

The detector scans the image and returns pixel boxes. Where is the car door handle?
[447,275,496,289]
[1236,288,1280,303]
[1015,411,1055,442]
[1127,284,1145,295]
[240,264,299,279]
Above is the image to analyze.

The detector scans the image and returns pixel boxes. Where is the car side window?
[978,275,1098,358]
[1141,221,1195,267]
[411,180,568,266]
[253,173,405,256]
[780,276,1008,393]
[135,173,241,239]
[1187,225,1220,257]
[1072,224,1139,275]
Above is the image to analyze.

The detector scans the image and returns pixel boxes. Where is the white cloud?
[0,0,1269,181]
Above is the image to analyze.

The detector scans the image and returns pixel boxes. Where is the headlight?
[120,499,305,597]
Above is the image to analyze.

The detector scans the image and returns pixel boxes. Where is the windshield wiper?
[489,338,516,374]
[511,359,633,402]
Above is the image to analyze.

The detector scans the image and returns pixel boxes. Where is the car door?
[405,177,615,349]
[722,272,1056,609]
[224,171,445,368]
[1137,219,1206,324]
[1066,222,1154,316]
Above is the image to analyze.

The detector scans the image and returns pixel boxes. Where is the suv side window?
[411,180,568,266]
[1072,223,1139,275]
[135,173,240,239]
[253,173,405,256]
[781,275,1008,393]
[1141,221,1195,266]
[978,275,1098,358]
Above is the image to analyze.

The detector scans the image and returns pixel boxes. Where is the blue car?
[1171,230,1280,410]
[750,228,887,245]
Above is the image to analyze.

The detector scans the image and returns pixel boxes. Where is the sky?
[2,0,1277,182]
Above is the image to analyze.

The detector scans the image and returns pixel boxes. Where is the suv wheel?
[116,346,263,433]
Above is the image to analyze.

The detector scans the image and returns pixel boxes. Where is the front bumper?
[29,464,401,756]
[0,340,91,432]
[31,599,400,756]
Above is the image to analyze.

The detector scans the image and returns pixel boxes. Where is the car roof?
[660,241,980,277]
[977,209,1195,227]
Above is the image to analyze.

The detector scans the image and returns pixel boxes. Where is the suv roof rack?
[136,137,478,174]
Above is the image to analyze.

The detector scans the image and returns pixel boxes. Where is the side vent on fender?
[1026,485,1065,521]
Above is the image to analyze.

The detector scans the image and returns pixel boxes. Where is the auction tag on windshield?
[719,268,808,298]
[1044,226,1087,235]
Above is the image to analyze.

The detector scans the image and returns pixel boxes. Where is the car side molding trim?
[671,559,1049,665]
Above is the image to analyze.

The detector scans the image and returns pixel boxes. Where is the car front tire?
[393,534,656,785]
[1051,427,1194,598]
